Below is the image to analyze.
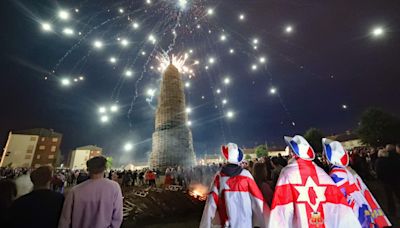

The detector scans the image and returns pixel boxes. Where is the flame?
[188,183,208,201]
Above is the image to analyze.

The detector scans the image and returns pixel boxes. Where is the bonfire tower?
[149,64,196,170]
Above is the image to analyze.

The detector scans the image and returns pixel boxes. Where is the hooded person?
[269,135,361,228]
[322,138,391,228]
[199,143,270,228]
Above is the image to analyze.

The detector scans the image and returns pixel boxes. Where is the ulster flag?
[269,158,361,228]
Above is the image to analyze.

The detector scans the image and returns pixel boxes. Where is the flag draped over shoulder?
[199,169,269,228]
[330,166,391,228]
[269,158,361,228]
[351,168,390,227]
[322,138,391,228]
[330,166,373,227]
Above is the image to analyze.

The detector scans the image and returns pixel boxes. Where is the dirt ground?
[121,185,204,227]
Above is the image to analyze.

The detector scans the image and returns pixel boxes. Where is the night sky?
[1,0,399,165]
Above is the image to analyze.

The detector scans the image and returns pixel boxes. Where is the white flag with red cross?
[269,158,361,228]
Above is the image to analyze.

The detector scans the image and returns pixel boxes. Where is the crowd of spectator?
[0,143,399,227]
[0,157,123,228]
[237,144,400,215]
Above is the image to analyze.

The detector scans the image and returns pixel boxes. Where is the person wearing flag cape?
[322,138,391,228]
[269,135,360,228]
[199,143,270,228]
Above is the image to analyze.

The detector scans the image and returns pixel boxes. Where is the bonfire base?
[122,187,205,227]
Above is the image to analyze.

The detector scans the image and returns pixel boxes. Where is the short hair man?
[59,156,123,228]
[9,166,64,228]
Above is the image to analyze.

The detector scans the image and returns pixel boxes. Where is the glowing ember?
[157,53,195,78]
[188,183,208,201]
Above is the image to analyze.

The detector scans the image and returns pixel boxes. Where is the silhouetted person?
[263,156,273,181]
[351,150,370,179]
[277,153,287,167]
[252,162,274,206]
[376,148,400,216]
[270,157,283,189]
[132,170,138,186]
[9,166,64,228]
[76,171,89,184]
[14,169,32,198]
[0,179,17,226]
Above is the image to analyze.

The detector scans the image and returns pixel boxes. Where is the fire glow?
[157,53,195,78]
[188,183,208,201]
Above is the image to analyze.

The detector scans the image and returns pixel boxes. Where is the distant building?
[243,148,257,159]
[198,154,223,165]
[0,128,62,168]
[243,146,288,159]
[69,145,102,170]
[268,147,288,157]
[327,131,363,150]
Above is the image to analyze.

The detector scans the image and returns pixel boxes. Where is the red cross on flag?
[269,158,361,228]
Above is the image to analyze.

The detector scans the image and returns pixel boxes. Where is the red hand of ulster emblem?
[308,187,317,205]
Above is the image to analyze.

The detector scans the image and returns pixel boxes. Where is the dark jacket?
[375,157,394,184]
[8,189,64,228]
[221,164,242,177]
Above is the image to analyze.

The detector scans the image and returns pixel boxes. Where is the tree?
[304,128,324,153]
[357,108,400,147]
[245,154,252,160]
[255,145,268,158]
[106,157,113,169]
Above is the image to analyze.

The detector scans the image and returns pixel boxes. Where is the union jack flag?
[323,138,391,227]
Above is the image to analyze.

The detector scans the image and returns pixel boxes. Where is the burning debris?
[188,183,208,201]
[121,186,205,226]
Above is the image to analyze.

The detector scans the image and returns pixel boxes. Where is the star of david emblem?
[294,177,327,211]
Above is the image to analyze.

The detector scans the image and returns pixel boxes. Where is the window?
[25,155,31,159]
[36,155,41,159]
[30,136,36,141]
[52,137,58,142]
[39,145,45,150]
[28,145,34,150]
[51,146,56,152]
[41,137,45,142]
[26,149,33,153]
[48,155,55,159]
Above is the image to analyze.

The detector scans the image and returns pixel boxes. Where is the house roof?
[243,148,255,154]
[13,128,62,137]
[327,131,359,142]
[76,145,103,151]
